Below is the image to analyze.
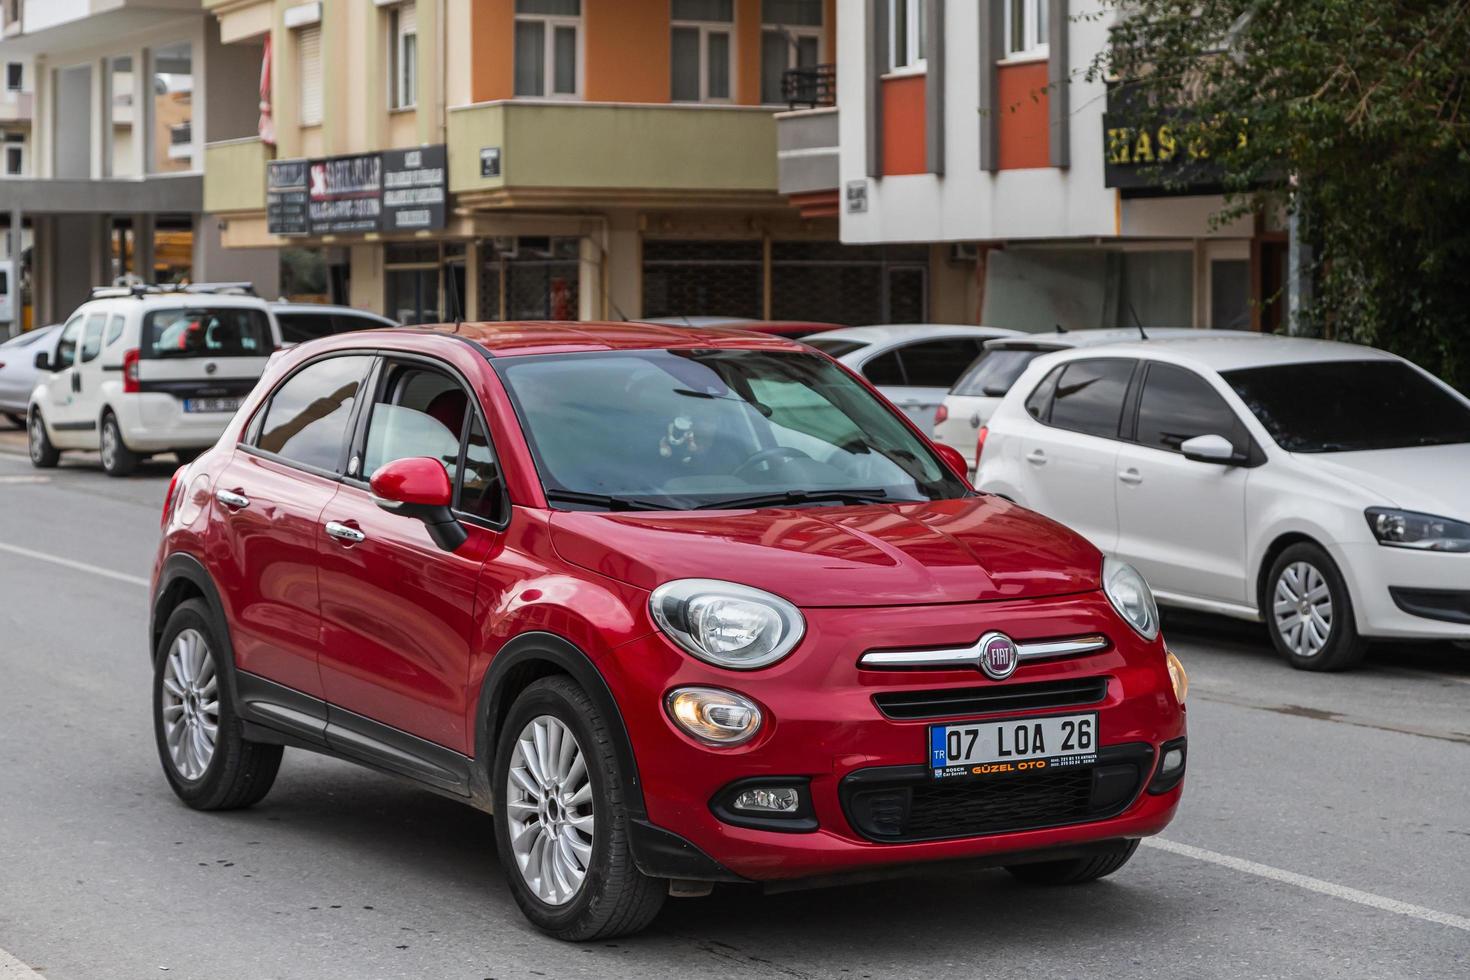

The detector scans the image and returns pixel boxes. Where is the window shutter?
[298,25,323,126]
[399,2,417,36]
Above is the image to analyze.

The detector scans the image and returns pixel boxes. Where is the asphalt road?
[0,433,1466,979]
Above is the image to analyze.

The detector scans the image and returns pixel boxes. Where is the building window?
[389,2,418,109]
[671,0,733,103]
[298,25,323,126]
[106,56,136,178]
[760,0,822,104]
[4,62,20,92]
[149,41,195,173]
[3,133,23,176]
[1004,0,1049,59]
[514,0,581,98]
[888,0,926,72]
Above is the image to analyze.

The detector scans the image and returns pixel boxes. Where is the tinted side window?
[1049,359,1135,438]
[898,339,986,388]
[256,355,373,472]
[54,316,83,368]
[862,350,905,386]
[79,314,107,363]
[362,365,469,482]
[1025,366,1062,420]
[1136,363,1240,452]
[459,415,506,523]
[955,348,1048,397]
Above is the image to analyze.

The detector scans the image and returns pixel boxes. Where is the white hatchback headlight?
[650,579,805,670]
[1103,558,1160,641]
[1366,507,1470,553]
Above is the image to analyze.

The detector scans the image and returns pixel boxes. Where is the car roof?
[389,320,809,357]
[270,302,397,323]
[983,327,1260,351]
[83,293,270,311]
[807,324,1021,345]
[1038,334,1401,374]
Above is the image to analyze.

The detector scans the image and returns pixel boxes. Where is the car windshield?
[952,347,1054,397]
[1223,359,1470,452]
[143,308,272,359]
[805,338,869,359]
[494,348,969,509]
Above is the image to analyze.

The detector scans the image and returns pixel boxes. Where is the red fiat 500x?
[150,322,1187,940]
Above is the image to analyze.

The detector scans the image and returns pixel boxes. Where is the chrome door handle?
[1026,450,1047,465]
[1118,469,1143,485]
[324,521,366,544]
[215,489,250,509]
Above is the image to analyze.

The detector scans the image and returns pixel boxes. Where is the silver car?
[0,325,60,425]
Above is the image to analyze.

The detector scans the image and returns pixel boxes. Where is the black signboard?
[1101,84,1244,197]
[308,153,383,235]
[382,145,447,233]
[266,159,309,237]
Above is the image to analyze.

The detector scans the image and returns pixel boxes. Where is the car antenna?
[1125,300,1149,340]
[447,270,464,329]
[610,300,629,322]
[1054,323,1068,334]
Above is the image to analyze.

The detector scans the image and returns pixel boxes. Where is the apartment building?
[0,0,278,327]
[204,0,970,324]
[778,0,1289,332]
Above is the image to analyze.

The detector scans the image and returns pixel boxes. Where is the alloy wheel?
[160,628,220,780]
[1273,560,1334,658]
[505,715,595,906]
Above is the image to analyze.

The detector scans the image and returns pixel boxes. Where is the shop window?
[514,0,581,98]
[298,25,323,126]
[643,240,761,320]
[1004,0,1049,60]
[770,241,928,325]
[385,241,442,325]
[672,0,733,103]
[761,0,822,104]
[389,2,418,109]
[888,0,926,73]
[149,41,194,173]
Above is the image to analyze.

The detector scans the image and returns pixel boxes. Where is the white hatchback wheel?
[1272,560,1334,658]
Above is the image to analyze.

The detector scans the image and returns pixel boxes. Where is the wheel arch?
[151,552,231,668]
[470,631,646,820]
[1255,531,1327,615]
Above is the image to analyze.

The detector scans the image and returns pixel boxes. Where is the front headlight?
[650,579,805,670]
[1365,507,1470,553]
[1103,558,1160,641]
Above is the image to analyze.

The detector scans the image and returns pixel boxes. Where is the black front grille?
[873,677,1109,721]
[841,744,1153,843]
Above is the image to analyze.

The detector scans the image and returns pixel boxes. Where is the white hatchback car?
[28,287,281,476]
[805,324,1019,429]
[977,335,1470,670]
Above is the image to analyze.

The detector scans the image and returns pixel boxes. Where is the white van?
[28,285,281,476]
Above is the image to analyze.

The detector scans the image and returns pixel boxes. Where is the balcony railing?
[782,64,835,110]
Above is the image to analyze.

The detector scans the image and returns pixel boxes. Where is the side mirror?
[981,383,1009,397]
[369,456,468,552]
[932,442,974,485]
[33,350,51,372]
[1180,433,1237,464]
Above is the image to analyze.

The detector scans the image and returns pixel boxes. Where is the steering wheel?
[734,446,811,480]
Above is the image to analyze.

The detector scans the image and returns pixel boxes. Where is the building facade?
[0,0,279,330]
[203,0,973,325]
[780,0,1289,332]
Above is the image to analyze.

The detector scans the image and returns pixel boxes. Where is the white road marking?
[0,475,50,484]
[0,540,148,588]
[0,946,46,979]
[1143,837,1470,934]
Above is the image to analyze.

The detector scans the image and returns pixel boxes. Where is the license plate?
[929,712,1099,780]
[184,397,242,414]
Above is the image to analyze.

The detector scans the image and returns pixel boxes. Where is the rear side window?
[896,338,987,388]
[1048,358,1135,438]
[1135,362,1242,452]
[79,314,106,363]
[1025,365,1062,420]
[954,347,1052,397]
[105,315,125,347]
[255,355,374,473]
[862,350,905,385]
[143,308,272,359]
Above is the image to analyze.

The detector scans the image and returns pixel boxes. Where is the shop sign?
[309,153,383,235]
[480,147,502,178]
[266,159,309,237]
[845,180,868,214]
[382,145,447,233]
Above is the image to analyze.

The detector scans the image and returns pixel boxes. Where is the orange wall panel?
[881,74,926,176]
[735,0,762,105]
[996,60,1050,170]
[472,0,515,103]
[586,0,671,103]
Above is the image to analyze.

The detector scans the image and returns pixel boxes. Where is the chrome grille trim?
[858,633,1110,670]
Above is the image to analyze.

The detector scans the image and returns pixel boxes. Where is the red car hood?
[549,496,1101,607]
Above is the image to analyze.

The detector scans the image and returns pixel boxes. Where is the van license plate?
[184,397,242,414]
[929,712,1098,780]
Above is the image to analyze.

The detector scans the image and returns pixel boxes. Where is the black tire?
[1264,543,1367,671]
[492,676,665,941]
[1006,840,1139,885]
[153,599,282,810]
[27,408,59,468]
[99,411,140,477]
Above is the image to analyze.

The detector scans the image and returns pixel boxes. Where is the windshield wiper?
[693,488,894,510]
[544,489,668,512]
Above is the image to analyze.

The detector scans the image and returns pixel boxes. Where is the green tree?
[1091,0,1470,390]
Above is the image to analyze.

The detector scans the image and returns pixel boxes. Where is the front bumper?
[603,591,1186,883]
[1335,542,1470,640]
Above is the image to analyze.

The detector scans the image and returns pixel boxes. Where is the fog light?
[1166,651,1188,704]
[1148,737,1188,794]
[666,687,763,745]
[732,786,800,813]
[1161,747,1185,774]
